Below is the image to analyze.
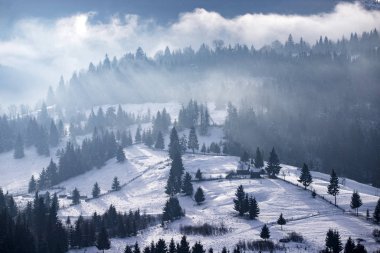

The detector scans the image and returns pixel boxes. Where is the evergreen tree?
[298,163,313,189]
[192,242,205,253]
[178,235,190,253]
[265,147,281,177]
[116,146,126,163]
[325,229,342,253]
[155,131,165,150]
[156,239,168,253]
[350,191,362,216]
[28,175,36,193]
[135,125,142,143]
[169,238,176,253]
[353,243,367,253]
[125,245,133,253]
[36,126,50,156]
[168,127,181,160]
[233,185,246,216]
[195,169,202,181]
[188,126,199,153]
[201,143,206,154]
[373,198,380,223]
[312,189,317,198]
[194,187,205,205]
[112,176,121,191]
[180,134,187,154]
[248,196,260,220]
[344,237,356,253]
[277,213,286,230]
[260,224,270,241]
[162,196,184,222]
[92,182,101,198]
[72,188,80,205]
[165,151,184,195]
[181,172,193,196]
[240,151,249,163]
[327,169,340,206]
[254,147,264,168]
[96,226,111,252]
[49,120,60,147]
[14,133,25,159]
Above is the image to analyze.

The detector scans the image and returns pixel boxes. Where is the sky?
[0,0,379,106]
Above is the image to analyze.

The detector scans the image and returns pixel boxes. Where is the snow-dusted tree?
[350,191,362,216]
[277,213,286,230]
[13,133,24,159]
[194,187,205,205]
[327,169,340,206]
[298,163,313,189]
[116,146,126,163]
[155,131,165,149]
[92,182,100,198]
[135,124,142,143]
[265,147,281,178]
[28,175,36,193]
[72,188,80,205]
[180,134,187,154]
[188,126,199,153]
[181,172,193,196]
[112,176,121,191]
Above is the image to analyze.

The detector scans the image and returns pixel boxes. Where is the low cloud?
[0,2,379,105]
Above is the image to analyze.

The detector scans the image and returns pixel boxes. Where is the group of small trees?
[323,229,368,253]
[233,185,260,220]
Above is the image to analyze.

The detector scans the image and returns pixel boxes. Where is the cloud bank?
[0,2,379,105]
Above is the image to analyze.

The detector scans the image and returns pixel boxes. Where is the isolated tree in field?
[195,169,203,181]
[188,126,199,153]
[14,133,25,159]
[350,191,362,216]
[201,143,206,154]
[260,225,270,241]
[96,225,111,252]
[181,172,193,196]
[248,196,260,220]
[266,147,281,177]
[28,175,36,193]
[298,163,313,189]
[194,187,205,205]
[92,182,100,198]
[155,131,165,149]
[374,198,380,223]
[327,169,340,206]
[254,147,264,168]
[277,213,286,230]
[344,237,356,253]
[233,185,246,216]
[116,146,126,163]
[112,176,121,191]
[325,229,342,253]
[72,188,80,205]
[162,196,184,221]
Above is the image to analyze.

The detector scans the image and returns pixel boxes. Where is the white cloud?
[0,2,379,104]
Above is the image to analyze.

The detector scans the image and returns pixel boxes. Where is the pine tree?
[180,134,187,154]
[169,238,176,253]
[168,127,181,160]
[116,146,126,163]
[265,147,281,178]
[72,188,80,205]
[112,176,121,191]
[254,147,264,168]
[178,235,190,253]
[14,133,25,159]
[277,213,286,230]
[162,196,184,222]
[155,131,165,150]
[28,175,36,193]
[92,182,101,198]
[350,191,362,216]
[248,196,260,220]
[325,229,342,253]
[344,237,356,253]
[260,225,270,241]
[181,172,193,196]
[195,169,202,181]
[194,187,205,205]
[96,226,111,252]
[298,163,313,189]
[312,189,317,198]
[125,245,133,253]
[135,125,142,143]
[201,143,206,154]
[192,242,205,253]
[233,185,246,216]
[327,169,340,206]
[188,126,199,153]
[373,198,380,223]
[156,239,168,253]
[49,120,59,147]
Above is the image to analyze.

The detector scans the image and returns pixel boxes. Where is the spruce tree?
[248,196,260,220]
[165,150,184,195]
[195,169,202,181]
[350,191,362,216]
[135,125,142,143]
[192,242,205,253]
[188,126,199,153]
[265,147,281,178]
[14,133,25,159]
[260,224,270,241]
[49,120,59,147]
[298,163,313,189]
[325,229,342,253]
[169,238,176,253]
[112,176,121,191]
[312,189,317,198]
[92,182,101,198]
[373,198,380,223]
[327,169,340,206]
[156,239,168,253]
[168,127,181,160]
[194,187,205,205]
[181,172,193,196]
[254,147,264,168]
[344,237,356,253]
[72,188,80,205]
[162,196,184,222]
[233,185,246,216]
[96,226,111,252]
[28,175,36,193]
[201,143,206,154]
[125,245,133,253]
[155,131,165,150]
[116,146,126,163]
[178,235,190,253]
[277,213,286,230]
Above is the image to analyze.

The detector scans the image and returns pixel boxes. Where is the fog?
[0,2,379,106]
